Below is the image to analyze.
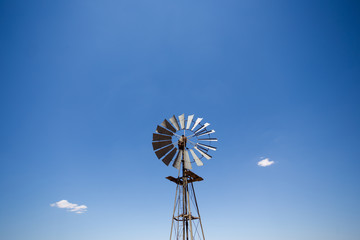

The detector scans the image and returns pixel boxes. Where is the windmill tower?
[152,114,217,240]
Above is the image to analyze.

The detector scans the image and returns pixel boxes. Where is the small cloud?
[257,158,274,167]
[50,200,87,214]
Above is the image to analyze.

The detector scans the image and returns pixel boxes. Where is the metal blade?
[178,114,185,130]
[160,119,177,133]
[198,138,218,142]
[197,145,208,152]
[194,123,210,134]
[183,149,192,169]
[172,150,183,169]
[197,143,217,151]
[195,129,215,137]
[157,125,174,136]
[189,149,203,166]
[162,148,177,166]
[152,140,172,151]
[155,144,174,159]
[194,128,207,136]
[194,146,212,160]
[186,115,194,129]
[153,133,172,141]
[169,115,180,131]
[191,118,203,131]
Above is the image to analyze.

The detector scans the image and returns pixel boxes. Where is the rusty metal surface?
[166,176,183,185]
[177,135,187,150]
[153,133,172,141]
[185,170,204,182]
[161,119,177,133]
[162,148,177,166]
[155,144,174,159]
[152,140,172,151]
[166,171,203,185]
[157,125,174,136]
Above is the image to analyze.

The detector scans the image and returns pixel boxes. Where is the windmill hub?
[178,135,187,150]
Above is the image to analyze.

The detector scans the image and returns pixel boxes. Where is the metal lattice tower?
[152,114,217,240]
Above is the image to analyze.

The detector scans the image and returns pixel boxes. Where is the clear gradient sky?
[1,0,360,239]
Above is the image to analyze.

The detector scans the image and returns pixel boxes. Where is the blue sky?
[1,0,360,239]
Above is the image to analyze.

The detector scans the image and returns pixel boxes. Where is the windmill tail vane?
[152,114,218,240]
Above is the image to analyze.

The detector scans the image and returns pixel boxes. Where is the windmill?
[152,114,217,240]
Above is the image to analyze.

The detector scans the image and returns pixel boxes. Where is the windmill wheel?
[152,114,217,170]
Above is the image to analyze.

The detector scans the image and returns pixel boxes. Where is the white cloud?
[257,158,274,167]
[50,200,87,214]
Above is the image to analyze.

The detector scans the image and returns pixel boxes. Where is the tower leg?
[170,183,179,240]
[190,182,205,240]
[182,160,186,240]
[186,183,194,240]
